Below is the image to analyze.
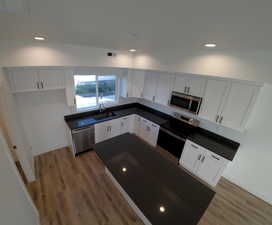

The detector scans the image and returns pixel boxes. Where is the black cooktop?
[161,117,197,138]
[95,134,215,225]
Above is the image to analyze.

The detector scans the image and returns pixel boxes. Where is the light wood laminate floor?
[28,147,272,225]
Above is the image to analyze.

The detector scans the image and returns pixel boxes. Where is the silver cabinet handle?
[191,144,199,149]
[211,155,220,160]
[152,96,155,102]
[121,122,124,127]
[188,87,190,94]
[198,154,202,160]
[36,81,40,89]
[41,81,44,89]
[201,155,205,163]
[219,116,223,124]
[184,86,187,93]
[215,115,219,122]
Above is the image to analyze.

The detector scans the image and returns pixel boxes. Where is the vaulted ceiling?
[1,0,272,52]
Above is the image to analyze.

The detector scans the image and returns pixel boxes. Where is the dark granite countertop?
[65,104,168,130]
[160,118,239,161]
[95,134,215,225]
[65,103,240,161]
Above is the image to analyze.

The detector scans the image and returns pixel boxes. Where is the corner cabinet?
[7,68,66,93]
[179,140,229,187]
[199,78,261,131]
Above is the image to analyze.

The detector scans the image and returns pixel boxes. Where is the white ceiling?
[1,0,272,52]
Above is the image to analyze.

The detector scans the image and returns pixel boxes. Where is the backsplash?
[137,98,244,143]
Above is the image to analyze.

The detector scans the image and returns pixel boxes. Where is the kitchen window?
[74,74,117,110]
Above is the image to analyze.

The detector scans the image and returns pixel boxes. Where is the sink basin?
[92,112,116,120]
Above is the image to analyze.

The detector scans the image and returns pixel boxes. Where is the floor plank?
[28,147,272,225]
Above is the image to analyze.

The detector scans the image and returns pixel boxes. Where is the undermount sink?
[92,112,116,120]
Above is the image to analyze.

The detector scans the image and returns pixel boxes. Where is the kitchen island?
[95,133,215,225]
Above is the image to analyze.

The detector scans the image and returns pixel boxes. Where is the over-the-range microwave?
[169,91,202,114]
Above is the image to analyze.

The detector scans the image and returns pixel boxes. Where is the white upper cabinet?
[199,78,261,131]
[143,71,158,101]
[155,73,174,105]
[188,76,206,97]
[173,75,188,94]
[9,70,39,92]
[126,69,145,98]
[199,79,230,122]
[38,69,65,90]
[219,82,259,130]
[8,68,66,93]
[173,75,206,97]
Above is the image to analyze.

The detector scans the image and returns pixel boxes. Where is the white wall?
[0,68,35,181]
[133,49,272,84]
[15,90,71,155]
[223,84,272,204]
[0,40,132,67]
[0,130,39,225]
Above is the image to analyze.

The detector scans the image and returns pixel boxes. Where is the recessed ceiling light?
[122,167,127,172]
[129,49,136,52]
[204,43,216,48]
[34,36,46,41]
[159,206,166,213]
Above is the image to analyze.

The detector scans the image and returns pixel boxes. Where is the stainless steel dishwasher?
[72,126,95,156]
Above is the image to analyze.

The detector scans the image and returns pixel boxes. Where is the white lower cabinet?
[119,115,133,135]
[133,115,141,135]
[179,140,229,187]
[94,115,159,145]
[95,119,120,143]
[139,118,159,147]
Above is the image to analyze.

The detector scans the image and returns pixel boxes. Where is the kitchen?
[1,1,272,225]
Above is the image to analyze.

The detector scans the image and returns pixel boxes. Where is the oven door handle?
[160,127,186,142]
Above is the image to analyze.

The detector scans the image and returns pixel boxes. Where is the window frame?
[73,72,120,111]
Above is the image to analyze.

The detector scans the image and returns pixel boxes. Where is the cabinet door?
[133,70,146,98]
[119,116,131,135]
[187,77,206,97]
[108,119,121,138]
[143,72,158,101]
[139,118,149,142]
[94,122,108,143]
[220,82,258,130]
[179,140,205,173]
[196,151,228,186]
[199,79,230,122]
[38,69,65,90]
[10,70,39,92]
[133,115,141,136]
[149,123,160,146]
[155,73,174,105]
[173,75,188,94]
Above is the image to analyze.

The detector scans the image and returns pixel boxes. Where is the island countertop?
[95,133,215,225]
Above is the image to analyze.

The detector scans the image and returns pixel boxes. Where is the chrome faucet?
[99,103,106,113]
